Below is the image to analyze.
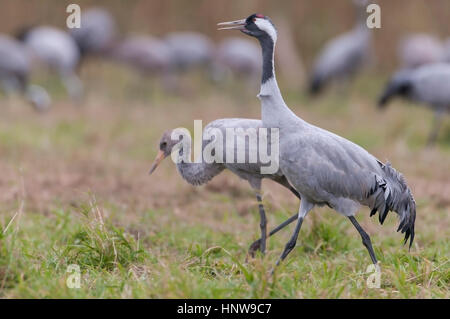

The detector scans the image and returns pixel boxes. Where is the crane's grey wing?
[282,124,416,247]
[282,128,381,207]
[203,118,262,172]
[203,118,283,178]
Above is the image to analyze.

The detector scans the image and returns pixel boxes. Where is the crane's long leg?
[248,182,301,257]
[255,193,267,255]
[272,200,313,273]
[61,72,84,103]
[427,108,445,146]
[248,213,298,257]
[348,216,378,265]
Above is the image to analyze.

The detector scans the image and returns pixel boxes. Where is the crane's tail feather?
[368,161,416,249]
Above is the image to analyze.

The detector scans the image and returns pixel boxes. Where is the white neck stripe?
[254,18,277,44]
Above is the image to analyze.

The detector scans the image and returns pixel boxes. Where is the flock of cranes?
[0,3,448,272]
[0,5,448,143]
[0,7,262,107]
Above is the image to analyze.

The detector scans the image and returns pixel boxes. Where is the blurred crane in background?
[212,37,261,86]
[397,34,445,69]
[149,120,302,256]
[309,0,372,95]
[164,32,214,73]
[109,35,173,75]
[378,63,450,145]
[16,25,83,102]
[108,34,176,91]
[0,34,50,111]
[70,7,118,57]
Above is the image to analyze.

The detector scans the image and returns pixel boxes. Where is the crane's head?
[149,130,182,175]
[377,69,413,109]
[218,14,277,43]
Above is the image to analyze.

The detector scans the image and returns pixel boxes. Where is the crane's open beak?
[149,150,165,175]
[217,19,246,30]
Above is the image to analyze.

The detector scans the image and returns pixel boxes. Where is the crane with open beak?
[217,19,247,31]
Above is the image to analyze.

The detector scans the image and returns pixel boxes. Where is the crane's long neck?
[175,135,224,186]
[354,2,370,33]
[258,35,280,97]
[257,34,301,127]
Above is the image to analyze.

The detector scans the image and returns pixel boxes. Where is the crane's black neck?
[258,34,275,84]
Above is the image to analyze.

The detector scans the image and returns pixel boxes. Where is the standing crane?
[378,63,450,145]
[397,34,445,70]
[309,0,372,95]
[0,34,50,111]
[149,119,301,256]
[218,14,416,270]
[69,7,118,57]
[17,26,83,102]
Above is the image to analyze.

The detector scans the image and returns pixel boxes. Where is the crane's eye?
[253,18,256,22]
[160,142,167,149]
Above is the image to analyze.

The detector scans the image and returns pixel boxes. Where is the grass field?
[0,65,449,298]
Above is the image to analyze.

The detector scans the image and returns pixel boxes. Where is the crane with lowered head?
[149,118,302,256]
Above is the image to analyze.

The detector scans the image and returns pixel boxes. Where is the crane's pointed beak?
[149,150,165,175]
[217,19,246,30]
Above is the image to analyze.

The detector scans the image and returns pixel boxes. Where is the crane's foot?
[247,239,262,259]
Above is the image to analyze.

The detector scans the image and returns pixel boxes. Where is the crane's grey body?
[262,81,414,223]
[18,26,83,101]
[151,118,301,255]
[0,34,50,111]
[398,34,445,69]
[218,13,416,270]
[379,63,450,144]
[70,7,117,56]
[309,1,372,94]
[178,118,289,187]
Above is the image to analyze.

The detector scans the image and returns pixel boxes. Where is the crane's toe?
[247,239,262,258]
